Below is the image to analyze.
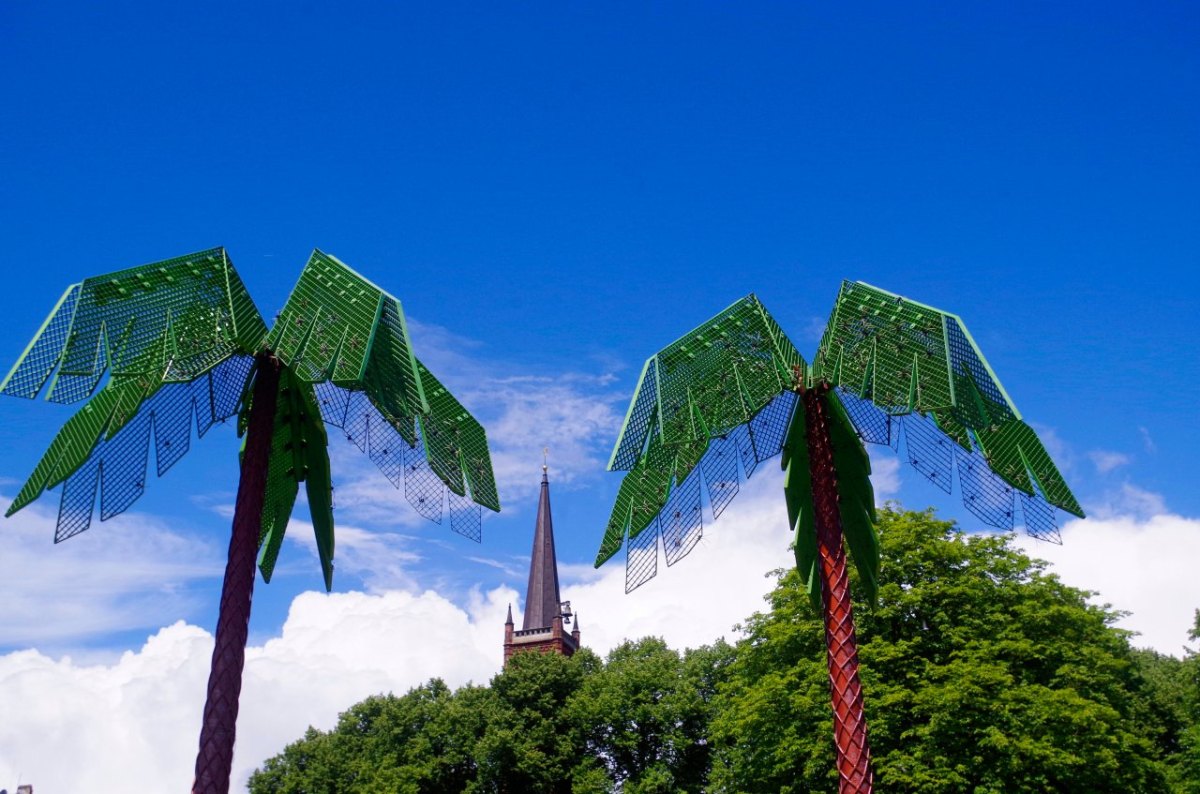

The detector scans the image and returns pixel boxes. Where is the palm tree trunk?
[192,353,281,794]
[802,387,874,794]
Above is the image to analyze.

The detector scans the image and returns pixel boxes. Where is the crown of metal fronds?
[596,285,1083,593]
[596,294,806,591]
[1,248,267,537]
[2,248,500,590]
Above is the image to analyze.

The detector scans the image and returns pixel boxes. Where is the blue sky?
[1,3,1198,790]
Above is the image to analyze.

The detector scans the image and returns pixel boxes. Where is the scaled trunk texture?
[803,387,874,794]
[192,353,281,794]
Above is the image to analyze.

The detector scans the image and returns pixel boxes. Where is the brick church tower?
[503,462,580,664]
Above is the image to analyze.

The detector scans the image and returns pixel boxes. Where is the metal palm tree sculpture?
[1,248,500,794]
[594,282,1083,793]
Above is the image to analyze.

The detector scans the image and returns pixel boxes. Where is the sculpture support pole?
[803,385,874,794]
[193,353,281,794]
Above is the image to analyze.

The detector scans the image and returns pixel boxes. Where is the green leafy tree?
[1135,611,1200,791]
[569,638,734,793]
[250,680,493,794]
[474,649,599,793]
[709,508,1171,793]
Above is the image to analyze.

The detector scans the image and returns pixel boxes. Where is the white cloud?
[559,469,795,655]
[4,459,1197,794]
[0,586,516,794]
[321,317,625,523]
[1089,482,1169,520]
[867,449,902,503]
[0,497,223,651]
[467,376,623,506]
[0,473,797,794]
[1014,510,1200,655]
[1088,449,1132,474]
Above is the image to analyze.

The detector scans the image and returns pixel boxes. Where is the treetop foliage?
[251,508,1200,793]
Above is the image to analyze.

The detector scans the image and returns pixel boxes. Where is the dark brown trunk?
[803,386,874,794]
[192,353,280,794]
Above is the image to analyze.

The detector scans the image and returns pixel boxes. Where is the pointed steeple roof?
[522,464,562,631]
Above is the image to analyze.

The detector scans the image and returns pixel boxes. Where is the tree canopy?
[251,508,1199,793]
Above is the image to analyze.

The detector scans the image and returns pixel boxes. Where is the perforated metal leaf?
[3,247,264,522]
[47,355,253,540]
[270,250,500,519]
[597,295,807,584]
[2,247,265,404]
[815,281,1083,529]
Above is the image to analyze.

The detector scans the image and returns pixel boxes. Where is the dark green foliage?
[252,509,1199,793]
[249,643,726,793]
[709,508,1180,793]
[572,638,734,792]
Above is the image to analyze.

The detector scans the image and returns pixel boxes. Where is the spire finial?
[542,446,548,474]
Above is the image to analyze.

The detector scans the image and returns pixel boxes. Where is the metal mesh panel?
[26,249,265,405]
[816,281,953,413]
[1,284,81,399]
[98,411,152,521]
[314,380,350,427]
[55,455,99,542]
[153,383,193,476]
[1019,492,1060,543]
[211,354,252,422]
[700,434,740,519]
[747,391,797,463]
[900,413,954,495]
[403,439,445,524]
[342,390,371,454]
[361,298,423,446]
[836,387,896,449]
[611,359,658,471]
[48,354,253,541]
[268,250,379,386]
[49,348,106,404]
[625,519,659,593]
[732,423,757,478]
[661,472,703,566]
[654,298,779,446]
[268,250,500,518]
[944,317,1015,424]
[447,488,482,543]
[956,447,1017,530]
[194,369,216,438]
[367,405,406,489]
[413,362,467,496]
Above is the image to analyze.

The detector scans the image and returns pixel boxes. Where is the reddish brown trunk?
[803,386,874,794]
[192,353,281,794]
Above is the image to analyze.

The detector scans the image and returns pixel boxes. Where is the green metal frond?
[3,249,266,520]
[250,365,334,589]
[813,281,1083,519]
[597,294,805,575]
[271,250,500,517]
[1,247,265,404]
[780,390,879,613]
[609,294,804,472]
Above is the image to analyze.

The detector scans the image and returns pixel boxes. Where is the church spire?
[522,457,562,631]
[504,455,581,666]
